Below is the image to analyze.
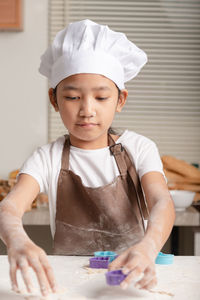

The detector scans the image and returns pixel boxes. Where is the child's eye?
[96,97,108,101]
[65,96,80,100]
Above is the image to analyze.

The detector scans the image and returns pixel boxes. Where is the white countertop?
[0,255,200,300]
[22,206,200,226]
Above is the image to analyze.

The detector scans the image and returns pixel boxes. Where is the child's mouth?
[77,123,98,128]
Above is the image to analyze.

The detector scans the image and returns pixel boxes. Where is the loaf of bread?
[168,182,200,192]
[1,170,48,209]
[162,155,200,183]
[162,155,200,203]
[9,169,19,180]
[164,169,200,184]
[0,180,10,201]
[37,193,48,204]
[194,193,200,202]
[0,170,19,202]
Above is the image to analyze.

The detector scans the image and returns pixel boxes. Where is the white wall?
[0,0,48,179]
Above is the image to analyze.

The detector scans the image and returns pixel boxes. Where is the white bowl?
[170,190,195,211]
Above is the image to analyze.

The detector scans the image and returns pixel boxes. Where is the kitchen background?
[0,0,200,255]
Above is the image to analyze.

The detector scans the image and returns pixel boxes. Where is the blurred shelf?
[22,206,50,225]
[174,206,200,226]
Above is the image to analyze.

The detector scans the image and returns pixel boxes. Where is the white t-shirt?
[19,130,164,237]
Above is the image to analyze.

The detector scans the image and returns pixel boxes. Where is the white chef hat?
[39,19,147,89]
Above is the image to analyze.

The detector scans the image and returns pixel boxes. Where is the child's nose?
[79,98,96,117]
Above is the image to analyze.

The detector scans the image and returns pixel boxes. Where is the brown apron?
[53,134,148,255]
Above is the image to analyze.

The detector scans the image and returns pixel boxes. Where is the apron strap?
[61,135,70,170]
[123,148,149,220]
[109,134,149,220]
[109,144,127,176]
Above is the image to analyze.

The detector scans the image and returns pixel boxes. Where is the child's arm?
[0,174,57,296]
[108,171,175,290]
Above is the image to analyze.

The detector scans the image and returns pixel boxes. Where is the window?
[48,0,200,164]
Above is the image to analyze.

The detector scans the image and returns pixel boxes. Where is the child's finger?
[9,259,19,292]
[121,254,141,274]
[28,257,51,296]
[135,266,156,290]
[108,252,127,271]
[120,264,146,290]
[141,278,157,290]
[18,259,34,293]
[39,253,58,293]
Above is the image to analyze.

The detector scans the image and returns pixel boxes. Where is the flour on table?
[13,286,69,300]
[13,287,87,300]
[82,265,107,274]
[149,289,174,297]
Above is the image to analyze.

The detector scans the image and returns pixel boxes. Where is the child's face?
[49,73,128,148]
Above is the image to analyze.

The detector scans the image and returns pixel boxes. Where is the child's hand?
[0,175,58,297]
[7,237,58,297]
[108,241,158,290]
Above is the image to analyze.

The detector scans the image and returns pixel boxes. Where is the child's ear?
[116,89,128,112]
[49,88,59,112]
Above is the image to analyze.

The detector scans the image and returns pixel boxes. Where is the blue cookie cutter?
[94,251,118,262]
[155,252,174,265]
[89,256,110,269]
[105,270,127,286]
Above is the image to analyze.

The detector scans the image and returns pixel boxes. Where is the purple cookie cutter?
[105,270,127,286]
[89,256,110,269]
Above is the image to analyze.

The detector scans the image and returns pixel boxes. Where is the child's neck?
[69,133,118,149]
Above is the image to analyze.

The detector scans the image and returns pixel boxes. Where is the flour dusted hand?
[0,174,58,297]
[8,234,56,296]
[108,240,157,290]
[108,172,176,291]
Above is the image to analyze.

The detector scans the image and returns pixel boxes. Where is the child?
[0,19,175,297]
